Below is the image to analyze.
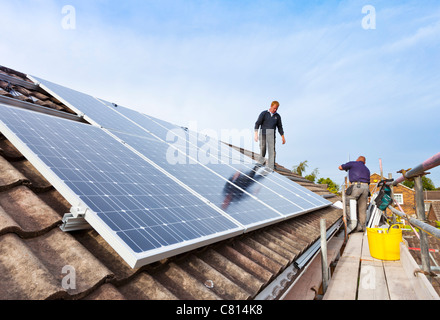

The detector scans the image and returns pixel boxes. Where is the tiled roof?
[430,202,440,221]
[0,66,74,114]
[403,232,440,295]
[425,191,440,201]
[0,65,343,300]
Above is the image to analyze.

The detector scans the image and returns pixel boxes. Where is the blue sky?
[1,0,439,188]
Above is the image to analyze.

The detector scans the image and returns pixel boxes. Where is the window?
[394,193,404,205]
[425,203,431,213]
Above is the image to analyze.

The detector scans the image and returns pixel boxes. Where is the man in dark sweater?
[254,101,286,170]
[339,156,371,232]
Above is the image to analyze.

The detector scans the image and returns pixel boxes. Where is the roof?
[425,191,440,201]
[0,65,343,300]
[428,202,440,222]
[403,231,440,294]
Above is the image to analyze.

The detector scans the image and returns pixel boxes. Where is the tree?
[305,168,320,183]
[318,177,340,195]
[402,176,436,190]
[292,160,339,194]
[293,160,320,183]
[292,160,308,177]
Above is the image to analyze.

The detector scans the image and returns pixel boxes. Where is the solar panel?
[27,83,314,228]
[31,77,331,216]
[195,132,331,211]
[108,109,332,217]
[129,111,329,208]
[109,130,285,229]
[96,103,331,218]
[20,75,332,268]
[29,75,148,137]
[0,104,243,268]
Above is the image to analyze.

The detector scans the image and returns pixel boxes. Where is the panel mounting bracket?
[70,204,89,218]
[60,213,92,232]
[60,204,92,232]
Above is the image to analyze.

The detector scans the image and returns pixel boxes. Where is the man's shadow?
[221,165,271,210]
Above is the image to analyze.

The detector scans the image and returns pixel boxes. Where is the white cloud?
[384,20,440,53]
[1,0,440,186]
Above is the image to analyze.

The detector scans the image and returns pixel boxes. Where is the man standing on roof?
[254,101,286,170]
[339,156,371,233]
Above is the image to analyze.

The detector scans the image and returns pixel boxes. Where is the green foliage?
[292,160,309,177]
[292,160,340,194]
[402,180,412,188]
[317,177,340,195]
[305,168,320,183]
[402,176,436,190]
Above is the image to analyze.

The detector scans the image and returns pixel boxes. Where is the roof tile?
[179,254,251,300]
[73,229,139,282]
[241,237,289,267]
[198,248,265,297]
[0,136,25,161]
[215,244,273,284]
[231,239,281,276]
[117,272,177,300]
[268,227,308,253]
[10,160,52,192]
[154,263,221,300]
[0,233,64,300]
[0,205,22,238]
[82,283,126,300]
[251,232,297,263]
[0,155,28,190]
[23,228,113,298]
[0,186,61,237]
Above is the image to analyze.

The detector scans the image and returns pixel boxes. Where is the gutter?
[254,217,344,300]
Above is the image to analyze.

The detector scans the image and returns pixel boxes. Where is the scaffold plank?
[323,233,363,300]
[358,234,390,300]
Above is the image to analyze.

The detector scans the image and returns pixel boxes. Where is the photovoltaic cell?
[0,104,242,268]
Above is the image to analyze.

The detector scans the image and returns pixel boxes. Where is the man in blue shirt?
[254,101,286,170]
[339,156,370,232]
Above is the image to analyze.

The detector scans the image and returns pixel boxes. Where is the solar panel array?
[0,76,331,268]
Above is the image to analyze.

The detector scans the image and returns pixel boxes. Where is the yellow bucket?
[366,225,402,261]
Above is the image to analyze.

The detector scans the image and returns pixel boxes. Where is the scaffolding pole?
[392,152,440,186]
[414,176,431,275]
[387,152,440,281]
